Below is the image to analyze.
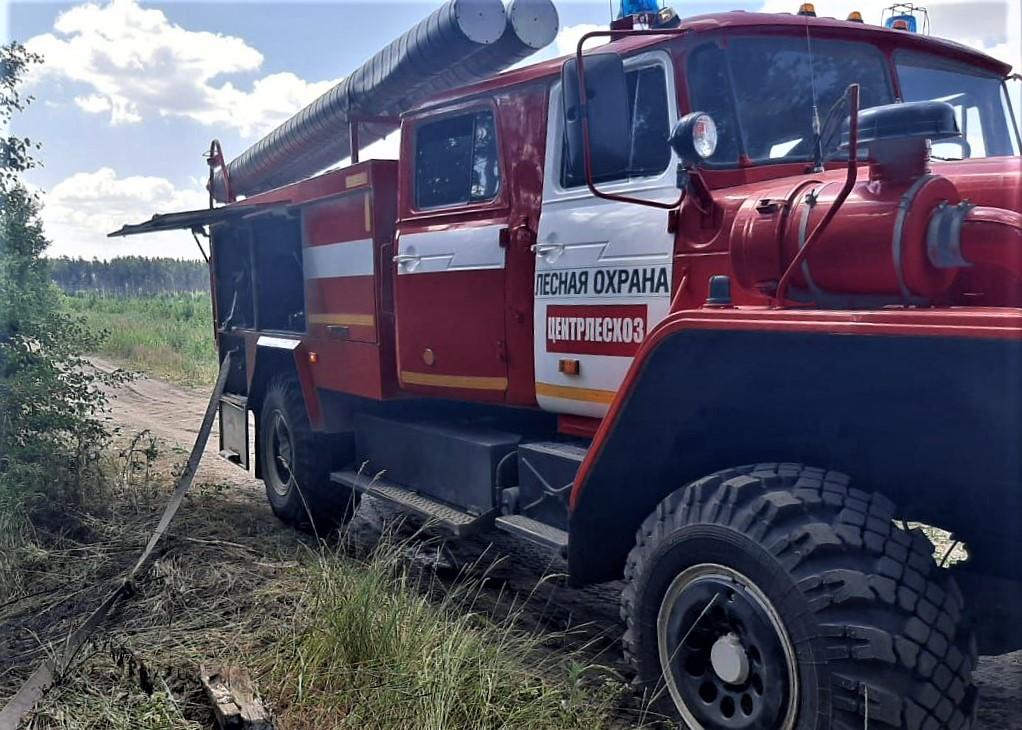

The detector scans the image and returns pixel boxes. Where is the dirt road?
[97,360,1022,729]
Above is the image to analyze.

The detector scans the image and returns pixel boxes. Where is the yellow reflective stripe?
[535,381,617,404]
[308,313,375,327]
[401,371,508,391]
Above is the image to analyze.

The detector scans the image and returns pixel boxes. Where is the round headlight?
[691,114,718,159]
[670,112,718,166]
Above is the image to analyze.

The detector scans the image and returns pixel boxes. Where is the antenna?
[805,16,823,172]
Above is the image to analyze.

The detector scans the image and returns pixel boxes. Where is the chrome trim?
[257,336,300,350]
[927,201,975,269]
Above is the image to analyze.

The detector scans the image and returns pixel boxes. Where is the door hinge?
[667,209,679,234]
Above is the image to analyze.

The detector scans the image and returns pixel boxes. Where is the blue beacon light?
[619,0,661,18]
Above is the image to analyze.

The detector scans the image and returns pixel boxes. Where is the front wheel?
[621,464,977,729]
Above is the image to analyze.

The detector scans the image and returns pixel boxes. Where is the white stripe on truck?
[303,238,375,279]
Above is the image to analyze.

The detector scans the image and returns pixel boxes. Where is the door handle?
[531,242,565,262]
[393,253,421,271]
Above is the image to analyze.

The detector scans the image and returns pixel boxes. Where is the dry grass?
[0,434,644,729]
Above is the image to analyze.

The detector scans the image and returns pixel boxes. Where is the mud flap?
[218,394,249,470]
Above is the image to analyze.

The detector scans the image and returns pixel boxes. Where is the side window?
[415,110,500,209]
[931,104,987,160]
[561,64,671,187]
[686,43,741,166]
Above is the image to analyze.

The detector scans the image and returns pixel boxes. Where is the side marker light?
[558,359,581,376]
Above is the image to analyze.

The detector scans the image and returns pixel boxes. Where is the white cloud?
[511,22,611,69]
[73,94,112,115]
[359,130,401,162]
[39,167,208,259]
[26,0,337,137]
[554,23,609,57]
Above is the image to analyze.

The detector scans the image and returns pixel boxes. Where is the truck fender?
[248,335,324,436]
[567,309,1022,586]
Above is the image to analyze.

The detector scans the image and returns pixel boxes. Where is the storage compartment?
[211,211,305,334]
[517,441,585,530]
[354,414,520,515]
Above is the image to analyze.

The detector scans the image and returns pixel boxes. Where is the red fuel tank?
[731,169,963,304]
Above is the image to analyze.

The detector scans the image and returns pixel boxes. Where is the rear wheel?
[259,378,357,533]
[622,464,977,729]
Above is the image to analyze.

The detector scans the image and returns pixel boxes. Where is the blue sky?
[6,0,1019,259]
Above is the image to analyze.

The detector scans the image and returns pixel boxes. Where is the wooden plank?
[200,665,273,730]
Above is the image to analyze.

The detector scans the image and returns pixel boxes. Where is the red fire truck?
[114,1,1022,727]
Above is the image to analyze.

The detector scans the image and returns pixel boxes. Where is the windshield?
[687,36,895,166]
[686,36,1022,168]
[895,51,1021,159]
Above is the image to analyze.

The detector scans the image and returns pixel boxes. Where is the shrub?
[0,42,126,598]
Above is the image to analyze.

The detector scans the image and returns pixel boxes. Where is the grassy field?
[63,292,218,387]
[1,437,644,729]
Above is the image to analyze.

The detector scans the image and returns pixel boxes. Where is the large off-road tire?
[621,463,977,730]
[258,377,358,533]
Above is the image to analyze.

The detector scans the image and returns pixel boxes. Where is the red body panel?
[304,192,378,343]
[569,305,1022,510]
[391,85,548,405]
[229,161,401,403]
[394,101,511,401]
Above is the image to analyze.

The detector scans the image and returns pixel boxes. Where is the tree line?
[50,256,209,295]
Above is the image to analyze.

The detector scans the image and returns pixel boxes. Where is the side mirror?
[561,52,629,182]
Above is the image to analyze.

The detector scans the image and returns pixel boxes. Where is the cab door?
[393,104,510,401]
[534,50,679,418]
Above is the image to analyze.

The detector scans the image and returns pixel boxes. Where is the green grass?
[63,292,217,387]
[265,538,634,729]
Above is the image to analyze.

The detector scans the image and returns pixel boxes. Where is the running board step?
[330,469,492,537]
[495,514,568,556]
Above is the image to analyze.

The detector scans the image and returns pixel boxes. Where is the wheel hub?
[710,632,750,685]
[268,411,295,495]
[657,564,798,730]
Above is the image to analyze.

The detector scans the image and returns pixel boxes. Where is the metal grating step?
[495,514,568,556]
[330,469,491,537]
